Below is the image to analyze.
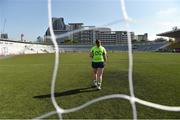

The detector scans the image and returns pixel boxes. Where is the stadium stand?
[157,28,180,52]
[159,42,180,52]
[0,39,54,55]
[0,39,169,55]
[58,42,168,52]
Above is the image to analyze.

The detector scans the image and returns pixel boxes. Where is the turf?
[0,52,180,119]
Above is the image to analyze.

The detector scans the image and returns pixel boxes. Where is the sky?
[0,0,180,41]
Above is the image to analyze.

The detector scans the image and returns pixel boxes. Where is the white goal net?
[35,0,180,119]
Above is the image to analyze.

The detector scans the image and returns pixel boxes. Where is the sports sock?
[98,76,102,85]
[93,80,97,86]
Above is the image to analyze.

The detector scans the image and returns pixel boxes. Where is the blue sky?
[0,0,180,41]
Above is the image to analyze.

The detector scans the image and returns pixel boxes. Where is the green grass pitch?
[0,52,180,119]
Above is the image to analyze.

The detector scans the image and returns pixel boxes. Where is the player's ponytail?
[96,40,101,47]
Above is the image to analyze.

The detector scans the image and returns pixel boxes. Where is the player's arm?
[103,53,107,62]
[89,48,93,58]
[103,49,107,62]
[89,51,93,58]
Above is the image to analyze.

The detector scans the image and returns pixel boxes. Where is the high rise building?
[69,23,84,30]
[96,31,116,44]
[136,33,148,42]
[0,33,8,39]
[52,17,66,30]
[68,23,84,44]
[45,17,68,44]
[44,17,136,45]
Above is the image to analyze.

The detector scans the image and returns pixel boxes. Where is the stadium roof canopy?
[157,29,180,38]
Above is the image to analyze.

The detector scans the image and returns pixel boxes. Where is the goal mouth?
[43,0,180,119]
[0,0,180,119]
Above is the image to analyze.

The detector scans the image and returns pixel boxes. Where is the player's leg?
[92,62,98,86]
[97,68,104,90]
[93,68,98,85]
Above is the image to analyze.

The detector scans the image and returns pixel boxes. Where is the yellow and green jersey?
[90,46,107,62]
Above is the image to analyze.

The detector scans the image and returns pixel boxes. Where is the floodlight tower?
[2,18,6,33]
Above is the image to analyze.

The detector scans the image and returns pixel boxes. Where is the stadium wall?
[0,40,54,56]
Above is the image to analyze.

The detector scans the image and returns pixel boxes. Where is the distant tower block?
[1,33,8,39]
[21,34,24,41]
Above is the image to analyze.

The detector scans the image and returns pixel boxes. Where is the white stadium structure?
[1,30,172,56]
[0,38,169,56]
[0,39,54,56]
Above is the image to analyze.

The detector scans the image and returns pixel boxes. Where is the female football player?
[90,40,107,90]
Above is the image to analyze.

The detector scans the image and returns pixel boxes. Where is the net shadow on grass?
[33,86,99,99]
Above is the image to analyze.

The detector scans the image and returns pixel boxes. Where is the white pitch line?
[33,111,57,120]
